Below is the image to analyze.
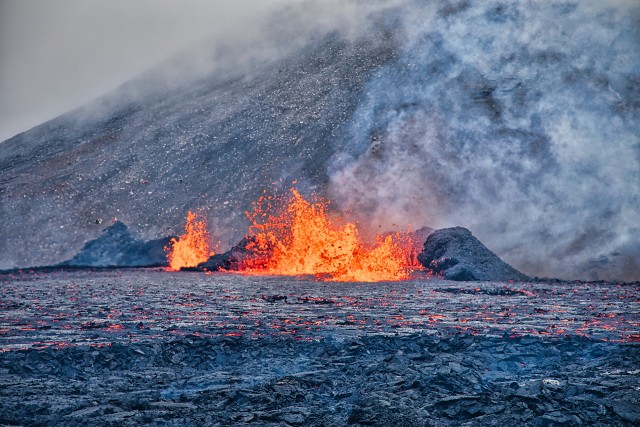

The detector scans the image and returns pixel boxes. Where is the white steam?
[327,0,640,281]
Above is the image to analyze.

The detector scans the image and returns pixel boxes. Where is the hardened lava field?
[1,269,639,426]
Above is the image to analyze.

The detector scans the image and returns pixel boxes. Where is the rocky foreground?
[0,270,638,426]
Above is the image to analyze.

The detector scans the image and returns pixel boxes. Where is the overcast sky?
[0,0,294,142]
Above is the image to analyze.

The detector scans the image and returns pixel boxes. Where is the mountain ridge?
[0,30,399,270]
[1,0,638,281]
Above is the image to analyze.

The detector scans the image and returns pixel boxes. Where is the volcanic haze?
[0,0,638,281]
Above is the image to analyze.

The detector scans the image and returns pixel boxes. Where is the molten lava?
[166,211,213,271]
[243,189,415,282]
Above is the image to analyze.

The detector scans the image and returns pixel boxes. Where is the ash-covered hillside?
[0,26,398,269]
[1,0,638,281]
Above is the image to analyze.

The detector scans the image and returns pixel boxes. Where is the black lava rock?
[195,236,260,271]
[417,227,529,282]
[61,221,172,268]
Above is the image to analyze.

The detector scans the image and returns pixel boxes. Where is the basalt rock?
[1,270,637,426]
[61,221,172,268]
[194,236,261,271]
[418,227,529,282]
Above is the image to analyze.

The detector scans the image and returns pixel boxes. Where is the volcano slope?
[0,270,638,426]
[1,1,639,282]
[0,29,398,271]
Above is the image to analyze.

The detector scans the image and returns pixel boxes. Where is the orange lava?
[242,189,414,282]
[166,211,213,271]
[383,227,424,269]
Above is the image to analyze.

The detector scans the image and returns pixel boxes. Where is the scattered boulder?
[195,236,261,271]
[61,221,172,268]
[417,227,529,282]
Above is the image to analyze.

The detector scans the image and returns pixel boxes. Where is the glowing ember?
[166,211,213,271]
[383,227,424,269]
[243,189,414,282]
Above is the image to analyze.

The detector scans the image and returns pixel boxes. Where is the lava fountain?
[165,211,213,271]
[241,188,416,282]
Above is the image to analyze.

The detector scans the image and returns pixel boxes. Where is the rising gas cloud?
[325,0,640,280]
[0,0,637,281]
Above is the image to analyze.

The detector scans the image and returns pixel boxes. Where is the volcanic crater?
[1,1,639,426]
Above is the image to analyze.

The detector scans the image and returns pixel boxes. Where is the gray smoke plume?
[327,0,640,281]
[0,0,637,282]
